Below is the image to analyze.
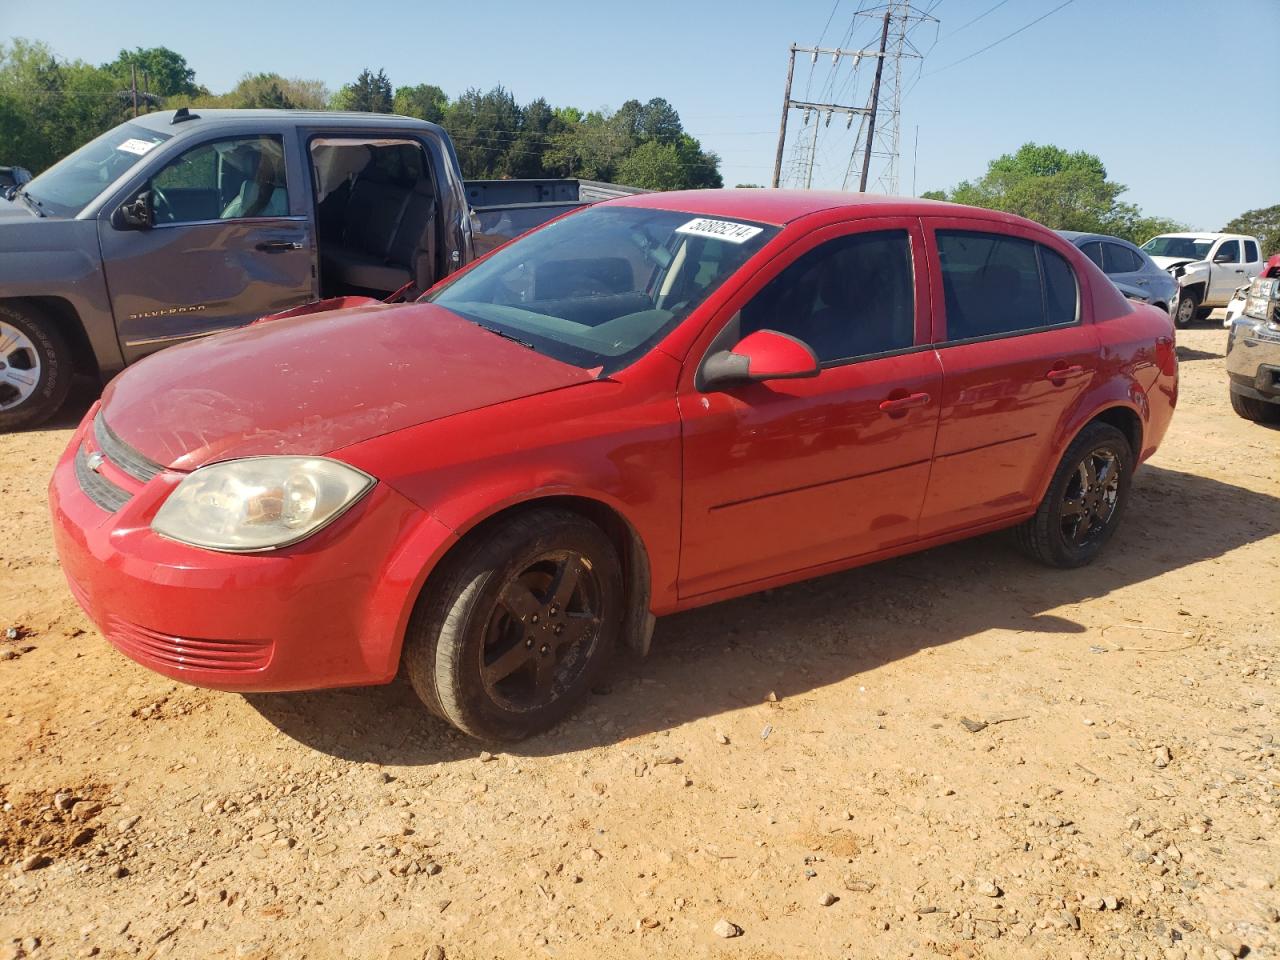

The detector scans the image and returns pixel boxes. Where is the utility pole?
[130,62,139,118]
[858,11,891,193]
[770,44,880,189]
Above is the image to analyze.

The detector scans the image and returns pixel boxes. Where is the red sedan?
[49,191,1178,740]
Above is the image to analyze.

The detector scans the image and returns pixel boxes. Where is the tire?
[402,508,624,741]
[1016,423,1134,569]
[1172,288,1200,328]
[1230,388,1280,424]
[0,302,73,431]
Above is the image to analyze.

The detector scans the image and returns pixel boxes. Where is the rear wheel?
[1016,423,1133,569]
[0,302,73,431]
[403,509,623,741]
[1173,288,1200,328]
[1229,389,1280,424]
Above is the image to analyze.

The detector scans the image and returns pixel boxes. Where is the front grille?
[94,415,163,482]
[104,616,272,673]
[75,444,132,512]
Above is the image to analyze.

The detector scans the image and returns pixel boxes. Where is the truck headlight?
[152,457,375,552]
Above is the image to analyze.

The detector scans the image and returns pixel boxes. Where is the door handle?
[878,391,931,414]
[256,240,304,252]
[1045,363,1086,383]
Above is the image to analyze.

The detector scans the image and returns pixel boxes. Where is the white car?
[1141,233,1264,327]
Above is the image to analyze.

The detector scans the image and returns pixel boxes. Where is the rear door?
[1243,238,1264,279]
[919,220,1098,538]
[99,131,316,361]
[1101,241,1146,290]
[677,217,942,598]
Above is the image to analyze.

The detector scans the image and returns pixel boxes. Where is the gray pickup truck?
[0,108,640,429]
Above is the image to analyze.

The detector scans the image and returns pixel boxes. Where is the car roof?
[129,108,439,135]
[1152,232,1237,240]
[604,188,1023,227]
[1057,230,1140,247]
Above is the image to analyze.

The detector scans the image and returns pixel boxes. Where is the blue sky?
[5,0,1276,230]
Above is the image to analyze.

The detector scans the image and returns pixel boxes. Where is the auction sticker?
[675,217,764,244]
[116,138,160,156]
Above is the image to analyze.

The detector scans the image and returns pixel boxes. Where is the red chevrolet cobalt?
[50,191,1177,740]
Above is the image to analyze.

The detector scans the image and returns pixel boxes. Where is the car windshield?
[22,122,171,218]
[424,206,779,373]
[1141,236,1213,260]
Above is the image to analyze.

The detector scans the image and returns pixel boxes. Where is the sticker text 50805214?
[675,218,765,244]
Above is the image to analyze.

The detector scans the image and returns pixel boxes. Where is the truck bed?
[466,178,647,256]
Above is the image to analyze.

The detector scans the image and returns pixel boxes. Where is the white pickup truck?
[1141,232,1265,327]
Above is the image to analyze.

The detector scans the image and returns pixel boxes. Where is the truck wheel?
[402,508,624,741]
[1016,422,1133,569]
[0,302,73,431]
[1229,389,1280,424]
[1173,288,1200,328]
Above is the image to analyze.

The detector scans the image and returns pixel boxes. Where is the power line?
[943,0,1013,38]
[924,0,1075,76]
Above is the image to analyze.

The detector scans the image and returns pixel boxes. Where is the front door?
[678,219,942,599]
[919,221,1099,537]
[99,133,315,362]
[1209,239,1246,303]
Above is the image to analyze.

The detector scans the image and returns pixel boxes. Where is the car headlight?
[151,457,375,552]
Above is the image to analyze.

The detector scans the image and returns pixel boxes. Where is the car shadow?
[245,464,1280,764]
[1175,345,1223,362]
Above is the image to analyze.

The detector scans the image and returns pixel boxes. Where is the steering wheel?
[150,185,173,224]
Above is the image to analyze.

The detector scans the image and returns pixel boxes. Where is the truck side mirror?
[114,189,153,230]
[1213,249,1233,263]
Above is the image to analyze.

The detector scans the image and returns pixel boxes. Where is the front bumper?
[1226,319,1280,404]
[49,408,458,692]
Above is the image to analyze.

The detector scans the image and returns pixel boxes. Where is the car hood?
[100,302,598,470]
[0,196,37,222]
[1149,255,1199,271]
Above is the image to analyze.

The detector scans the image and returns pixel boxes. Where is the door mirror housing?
[701,329,820,390]
[1213,248,1234,264]
[113,189,153,230]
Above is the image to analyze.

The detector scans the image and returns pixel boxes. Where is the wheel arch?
[423,494,656,657]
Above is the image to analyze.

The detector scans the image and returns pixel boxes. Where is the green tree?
[923,142,1182,244]
[332,68,393,113]
[393,83,448,123]
[445,86,522,178]
[103,46,198,98]
[617,140,686,191]
[1223,204,1280,257]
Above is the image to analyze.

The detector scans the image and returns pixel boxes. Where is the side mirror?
[701,329,820,390]
[1213,249,1233,263]
[113,189,153,230]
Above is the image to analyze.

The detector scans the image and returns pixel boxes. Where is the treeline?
[0,41,723,190]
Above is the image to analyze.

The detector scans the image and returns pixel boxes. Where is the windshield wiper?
[12,188,45,218]
[473,322,536,351]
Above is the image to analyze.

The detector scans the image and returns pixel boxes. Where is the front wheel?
[1016,423,1133,568]
[1230,389,1280,424]
[1172,288,1200,328]
[403,509,624,741]
[0,302,74,431]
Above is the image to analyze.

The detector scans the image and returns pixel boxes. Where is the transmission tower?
[850,1,937,194]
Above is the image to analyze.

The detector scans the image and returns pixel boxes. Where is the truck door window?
[1215,240,1241,263]
[1244,240,1260,263]
[151,136,288,224]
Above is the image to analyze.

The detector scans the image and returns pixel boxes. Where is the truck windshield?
[1141,236,1213,260]
[22,123,171,218]
[424,206,779,373]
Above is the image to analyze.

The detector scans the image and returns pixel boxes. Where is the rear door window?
[1102,243,1142,274]
[1245,240,1260,263]
[936,230,1077,340]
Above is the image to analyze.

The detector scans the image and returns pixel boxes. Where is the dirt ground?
[0,322,1276,960]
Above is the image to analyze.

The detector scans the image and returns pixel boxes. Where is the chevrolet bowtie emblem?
[87,452,106,474]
